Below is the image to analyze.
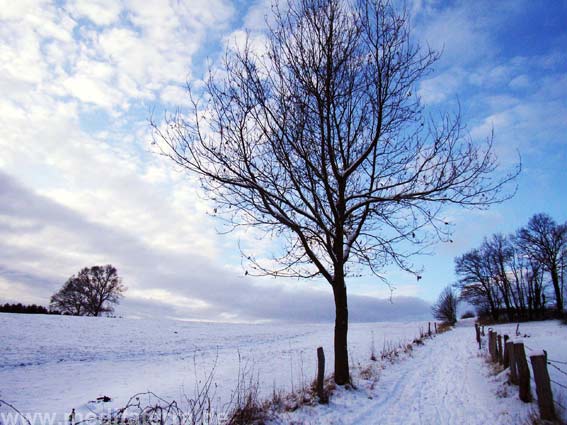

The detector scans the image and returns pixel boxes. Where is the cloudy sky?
[1,0,566,322]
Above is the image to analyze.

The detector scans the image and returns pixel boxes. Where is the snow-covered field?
[2,314,566,425]
[0,313,428,424]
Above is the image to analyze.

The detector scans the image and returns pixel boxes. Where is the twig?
[0,400,32,425]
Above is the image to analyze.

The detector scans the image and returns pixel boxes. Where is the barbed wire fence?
[476,323,567,422]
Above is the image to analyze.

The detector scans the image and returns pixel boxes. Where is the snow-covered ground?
[0,313,427,424]
[2,314,566,425]
[272,319,567,424]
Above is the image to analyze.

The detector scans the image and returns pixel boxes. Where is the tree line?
[455,213,566,321]
[0,303,59,315]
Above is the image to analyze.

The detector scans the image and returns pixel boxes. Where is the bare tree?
[432,286,458,324]
[50,277,89,315]
[154,0,517,384]
[455,247,501,320]
[484,234,515,320]
[50,265,126,316]
[517,213,566,313]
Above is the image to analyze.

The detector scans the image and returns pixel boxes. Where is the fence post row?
[530,351,556,421]
[478,328,557,422]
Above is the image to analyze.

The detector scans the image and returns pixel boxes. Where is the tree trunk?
[332,279,349,385]
[550,267,563,313]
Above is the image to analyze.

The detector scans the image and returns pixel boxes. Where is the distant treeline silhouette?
[455,213,566,322]
[0,303,61,315]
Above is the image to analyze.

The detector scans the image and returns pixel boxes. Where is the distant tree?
[432,286,458,324]
[50,265,126,316]
[153,0,518,384]
[517,213,567,313]
[454,247,501,320]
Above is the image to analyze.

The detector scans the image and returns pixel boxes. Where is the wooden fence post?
[481,326,485,336]
[507,340,518,385]
[503,335,510,367]
[316,347,327,404]
[514,342,531,402]
[428,322,431,337]
[489,331,498,362]
[492,332,499,362]
[530,351,556,421]
[497,334,503,364]
[475,323,481,349]
[435,322,437,334]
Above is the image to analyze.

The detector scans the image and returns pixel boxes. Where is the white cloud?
[418,68,464,104]
[68,0,122,26]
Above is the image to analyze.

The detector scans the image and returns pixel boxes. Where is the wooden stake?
[488,331,498,362]
[475,323,481,349]
[530,352,556,421]
[507,340,518,385]
[497,334,503,364]
[317,347,327,404]
[503,335,510,367]
[514,342,531,402]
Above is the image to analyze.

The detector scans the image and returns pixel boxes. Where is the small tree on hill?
[432,286,458,325]
[50,265,126,316]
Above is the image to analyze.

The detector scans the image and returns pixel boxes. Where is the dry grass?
[436,322,453,334]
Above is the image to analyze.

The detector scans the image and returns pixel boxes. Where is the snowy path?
[275,321,533,424]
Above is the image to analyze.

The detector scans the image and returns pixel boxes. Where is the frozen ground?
[0,313,427,424]
[273,319,567,424]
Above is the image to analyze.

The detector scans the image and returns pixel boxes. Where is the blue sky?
[0,0,566,322]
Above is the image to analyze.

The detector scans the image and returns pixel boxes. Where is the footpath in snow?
[273,320,539,425]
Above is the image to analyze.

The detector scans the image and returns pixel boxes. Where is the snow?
[1,314,566,425]
[0,313,426,424]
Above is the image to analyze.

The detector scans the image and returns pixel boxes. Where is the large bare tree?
[154,0,518,384]
[517,213,566,313]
